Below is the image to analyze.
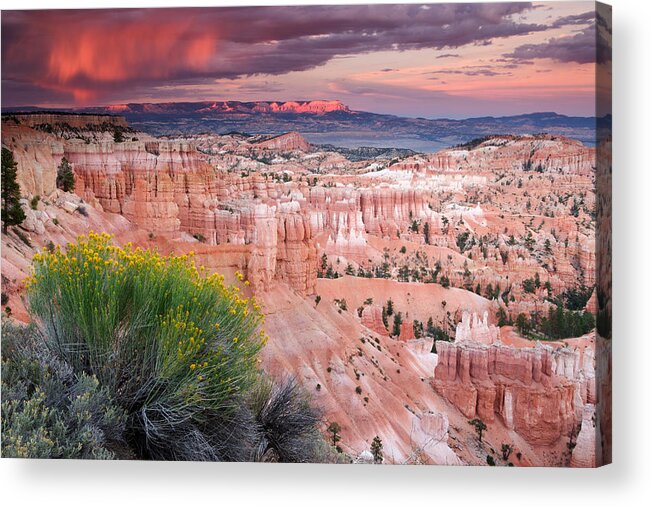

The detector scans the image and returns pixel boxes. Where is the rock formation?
[433,312,596,447]
[455,311,499,345]
[1,114,606,466]
[434,339,574,444]
[570,404,599,468]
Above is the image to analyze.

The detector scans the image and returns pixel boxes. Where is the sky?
[1,2,610,118]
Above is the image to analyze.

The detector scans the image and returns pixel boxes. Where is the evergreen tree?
[423,222,430,245]
[515,313,531,335]
[370,435,384,464]
[392,312,403,337]
[427,317,436,337]
[1,147,25,233]
[381,305,389,330]
[468,418,487,442]
[501,443,513,461]
[327,422,341,448]
[413,320,423,339]
[496,307,509,327]
[320,253,328,272]
[56,157,75,192]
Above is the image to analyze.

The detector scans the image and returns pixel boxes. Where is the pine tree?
[392,312,403,337]
[381,305,389,330]
[327,422,341,448]
[56,157,75,192]
[413,320,423,339]
[427,316,435,337]
[496,307,509,327]
[468,418,487,442]
[1,147,25,233]
[370,435,383,464]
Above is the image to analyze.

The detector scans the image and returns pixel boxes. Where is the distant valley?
[4,100,608,151]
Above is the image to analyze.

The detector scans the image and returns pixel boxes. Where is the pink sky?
[1,2,608,118]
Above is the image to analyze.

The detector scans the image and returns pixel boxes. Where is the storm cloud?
[2,3,546,105]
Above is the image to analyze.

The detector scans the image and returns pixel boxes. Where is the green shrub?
[1,322,126,459]
[25,233,267,460]
[30,195,40,210]
[5,233,325,462]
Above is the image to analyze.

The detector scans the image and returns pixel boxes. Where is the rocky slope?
[1,113,606,465]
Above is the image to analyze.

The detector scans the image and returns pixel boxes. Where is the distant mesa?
[91,100,351,116]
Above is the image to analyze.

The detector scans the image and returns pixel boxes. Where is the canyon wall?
[433,312,594,447]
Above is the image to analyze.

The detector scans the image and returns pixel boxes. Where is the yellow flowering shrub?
[27,232,267,423]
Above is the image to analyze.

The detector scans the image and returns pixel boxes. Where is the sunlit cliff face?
[1,2,607,117]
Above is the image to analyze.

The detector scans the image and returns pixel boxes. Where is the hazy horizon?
[1,100,602,121]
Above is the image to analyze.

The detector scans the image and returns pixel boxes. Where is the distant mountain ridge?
[3,101,608,151]
[96,100,351,115]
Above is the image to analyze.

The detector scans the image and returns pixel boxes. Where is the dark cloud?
[427,66,511,77]
[2,3,545,105]
[505,8,609,66]
[550,11,594,28]
[436,53,460,59]
[505,23,598,64]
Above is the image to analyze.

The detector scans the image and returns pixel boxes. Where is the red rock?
[253,132,310,152]
[361,305,389,336]
[433,335,589,445]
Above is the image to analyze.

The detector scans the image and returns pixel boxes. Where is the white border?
[1,0,649,505]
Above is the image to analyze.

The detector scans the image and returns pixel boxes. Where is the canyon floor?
[1,113,609,466]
